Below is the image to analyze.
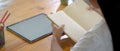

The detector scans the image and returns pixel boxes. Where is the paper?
[63,0,103,30]
[48,0,103,42]
[48,11,87,42]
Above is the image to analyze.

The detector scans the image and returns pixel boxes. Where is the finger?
[52,24,58,31]
[58,24,65,29]
[58,24,65,31]
[58,24,65,36]
[88,5,95,10]
[60,24,65,28]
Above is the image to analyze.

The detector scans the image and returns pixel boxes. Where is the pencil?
[2,13,10,24]
[0,10,8,23]
[0,10,10,24]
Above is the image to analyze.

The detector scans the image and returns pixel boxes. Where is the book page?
[48,11,87,42]
[63,0,103,30]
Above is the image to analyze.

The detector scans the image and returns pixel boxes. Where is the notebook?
[7,13,53,43]
[48,0,103,42]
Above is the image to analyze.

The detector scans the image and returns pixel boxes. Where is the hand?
[88,5,95,10]
[52,24,65,42]
[88,5,103,17]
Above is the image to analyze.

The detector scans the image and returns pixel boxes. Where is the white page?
[63,0,103,30]
[48,0,103,42]
[48,11,87,42]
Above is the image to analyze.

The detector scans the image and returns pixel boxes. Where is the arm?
[51,36,63,51]
[50,24,65,51]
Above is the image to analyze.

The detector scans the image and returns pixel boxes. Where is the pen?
[0,10,10,24]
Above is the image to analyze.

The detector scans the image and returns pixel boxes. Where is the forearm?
[51,35,63,51]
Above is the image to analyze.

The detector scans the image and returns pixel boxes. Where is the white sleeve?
[70,19,113,51]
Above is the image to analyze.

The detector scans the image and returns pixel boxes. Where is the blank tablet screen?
[7,13,53,43]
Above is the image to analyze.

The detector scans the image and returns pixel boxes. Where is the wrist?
[52,34,61,43]
[51,35,63,51]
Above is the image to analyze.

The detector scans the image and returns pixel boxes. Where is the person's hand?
[52,24,65,42]
[50,24,64,51]
[88,5,103,17]
[51,24,75,51]
[88,5,95,10]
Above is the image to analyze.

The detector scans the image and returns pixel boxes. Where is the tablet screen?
[7,13,53,43]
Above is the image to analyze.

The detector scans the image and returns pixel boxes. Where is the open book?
[48,0,103,42]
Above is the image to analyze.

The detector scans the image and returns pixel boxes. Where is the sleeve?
[70,19,113,51]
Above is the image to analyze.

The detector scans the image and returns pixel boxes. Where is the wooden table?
[0,0,75,51]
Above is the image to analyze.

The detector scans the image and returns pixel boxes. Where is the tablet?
[7,13,53,43]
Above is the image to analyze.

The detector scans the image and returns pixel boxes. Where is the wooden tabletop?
[0,0,75,51]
